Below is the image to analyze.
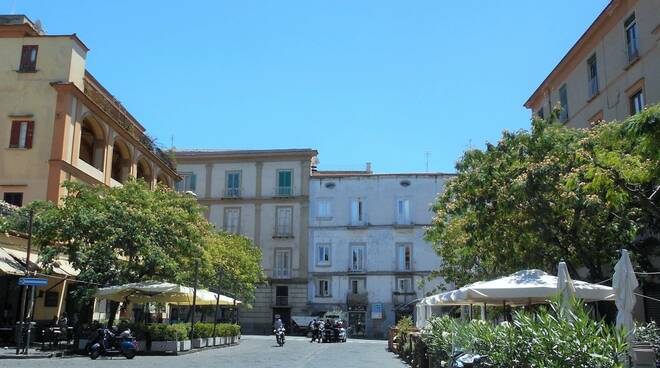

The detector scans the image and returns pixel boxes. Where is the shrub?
[422,300,628,368]
[215,323,240,337]
[148,323,190,341]
[634,321,660,360]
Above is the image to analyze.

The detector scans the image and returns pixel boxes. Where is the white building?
[308,168,451,338]
[174,149,317,334]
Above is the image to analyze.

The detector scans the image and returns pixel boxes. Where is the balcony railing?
[225,188,241,198]
[275,296,288,306]
[273,269,291,279]
[276,186,292,197]
[347,292,368,305]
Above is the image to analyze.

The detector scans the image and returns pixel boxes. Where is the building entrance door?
[273,308,291,330]
[348,309,366,337]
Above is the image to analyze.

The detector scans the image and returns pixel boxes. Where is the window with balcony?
[175,173,197,193]
[223,207,241,234]
[275,206,293,237]
[225,171,241,197]
[625,14,639,63]
[277,169,292,196]
[397,243,412,271]
[350,278,365,294]
[350,198,365,226]
[587,54,599,98]
[8,121,33,149]
[559,84,569,123]
[350,244,365,272]
[3,192,23,207]
[274,249,291,279]
[630,89,645,115]
[275,285,288,306]
[19,45,38,72]
[316,243,330,266]
[397,278,413,293]
[396,199,411,225]
[317,200,332,220]
[317,279,330,297]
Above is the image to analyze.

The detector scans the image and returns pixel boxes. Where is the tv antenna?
[425,151,431,172]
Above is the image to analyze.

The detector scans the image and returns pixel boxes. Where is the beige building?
[524,0,660,128]
[0,15,178,208]
[175,149,317,333]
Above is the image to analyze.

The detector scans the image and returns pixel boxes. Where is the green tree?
[426,105,660,288]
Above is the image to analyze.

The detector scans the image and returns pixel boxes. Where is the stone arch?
[136,157,153,185]
[156,171,171,188]
[78,115,106,171]
[110,139,132,183]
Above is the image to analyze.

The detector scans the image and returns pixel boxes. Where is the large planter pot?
[151,340,178,353]
[135,340,147,352]
[179,340,191,351]
[192,337,207,348]
[206,337,214,347]
[229,335,236,344]
[222,336,229,345]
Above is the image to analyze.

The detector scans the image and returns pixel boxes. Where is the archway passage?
[136,158,153,185]
[156,172,170,188]
[111,140,131,183]
[79,118,105,171]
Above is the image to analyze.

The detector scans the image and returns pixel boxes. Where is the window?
[274,249,291,278]
[630,90,645,115]
[396,199,411,225]
[350,198,365,225]
[559,84,569,123]
[587,54,599,98]
[398,243,412,271]
[9,121,34,149]
[277,169,292,196]
[19,45,38,72]
[397,278,413,293]
[225,171,241,197]
[3,192,23,207]
[350,244,365,272]
[317,200,332,219]
[175,173,196,193]
[625,14,639,63]
[316,243,330,266]
[350,278,365,294]
[537,107,544,120]
[275,206,293,237]
[275,285,288,306]
[223,207,241,234]
[317,279,330,297]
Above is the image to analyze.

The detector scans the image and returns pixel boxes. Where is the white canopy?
[421,269,615,307]
[95,280,241,306]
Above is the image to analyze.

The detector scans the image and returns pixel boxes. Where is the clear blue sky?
[9,0,609,173]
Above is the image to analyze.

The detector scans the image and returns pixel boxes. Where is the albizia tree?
[426,104,659,288]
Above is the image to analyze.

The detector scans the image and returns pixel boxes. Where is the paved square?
[1,335,407,368]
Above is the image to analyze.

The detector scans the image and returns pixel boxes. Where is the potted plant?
[191,322,209,348]
[148,324,178,353]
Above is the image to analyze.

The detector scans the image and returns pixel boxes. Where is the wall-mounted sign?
[371,303,383,319]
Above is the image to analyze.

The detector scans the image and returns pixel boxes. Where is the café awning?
[0,246,78,277]
[95,280,241,306]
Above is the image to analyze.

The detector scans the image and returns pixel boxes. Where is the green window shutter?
[190,174,197,191]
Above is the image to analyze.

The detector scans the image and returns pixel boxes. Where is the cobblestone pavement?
[1,335,407,368]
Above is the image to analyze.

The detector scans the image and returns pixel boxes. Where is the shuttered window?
[9,121,34,149]
[19,45,38,72]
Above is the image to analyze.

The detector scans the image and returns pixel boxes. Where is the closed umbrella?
[557,261,576,317]
[613,249,638,344]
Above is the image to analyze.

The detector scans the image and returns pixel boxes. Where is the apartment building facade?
[308,170,450,338]
[174,149,317,334]
[524,0,660,128]
[0,15,178,208]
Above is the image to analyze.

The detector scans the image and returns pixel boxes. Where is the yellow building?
[524,0,659,128]
[0,15,179,207]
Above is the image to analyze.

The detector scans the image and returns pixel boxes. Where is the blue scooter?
[88,327,137,360]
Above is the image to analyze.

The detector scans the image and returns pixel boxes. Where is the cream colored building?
[0,15,178,208]
[524,0,660,128]
[175,149,317,333]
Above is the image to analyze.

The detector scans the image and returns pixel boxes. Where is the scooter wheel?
[123,349,136,359]
[89,350,100,360]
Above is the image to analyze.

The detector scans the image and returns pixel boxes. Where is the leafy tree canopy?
[426,104,659,288]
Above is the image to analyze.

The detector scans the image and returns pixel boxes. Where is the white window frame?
[630,90,645,115]
[274,248,291,279]
[223,207,241,234]
[350,278,365,295]
[587,54,599,98]
[225,170,241,197]
[350,198,365,226]
[316,243,331,266]
[397,243,412,271]
[176,172,196,193]
[275,206,293,237]
[559,84,569,123]
[17,121,28,148]
[317,279,331,297]
[625,13,639,63]
[316,199,332,220]
[396,277,413,293]
[396,198,411,225]
[350,244,366,272]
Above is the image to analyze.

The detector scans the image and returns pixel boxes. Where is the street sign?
[18,277,48,287]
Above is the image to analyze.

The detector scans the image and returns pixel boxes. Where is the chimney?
[365,162,372,173]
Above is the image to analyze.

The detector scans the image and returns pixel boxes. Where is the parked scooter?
[88,327,137,360]
[448,351,491,368]
[274,327,286,347]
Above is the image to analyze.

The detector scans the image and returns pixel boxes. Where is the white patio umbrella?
[95,280,241,306]
[613,249,638,344]
[557,261,576,317]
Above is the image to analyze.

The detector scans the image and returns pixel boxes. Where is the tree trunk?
[106,301,120,327]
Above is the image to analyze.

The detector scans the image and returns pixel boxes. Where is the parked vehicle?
[448,351,491,368]
[275,327,286,347]
[88,327,137,360]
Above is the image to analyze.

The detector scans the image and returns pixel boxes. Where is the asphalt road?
[1,335,407,368]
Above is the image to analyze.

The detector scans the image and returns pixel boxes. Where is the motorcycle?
[88,327,137,360]
[317,322,325,344]
[274,327,286,347]
[337,326,347,343]
[448,351,491,368]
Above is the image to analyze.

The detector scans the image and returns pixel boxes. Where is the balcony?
[393,292,417,306]
[346,292,368,305]
[275,296,288,306]
[273,268,291,279]
[276,186,292,197]
[224,188,241,198]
